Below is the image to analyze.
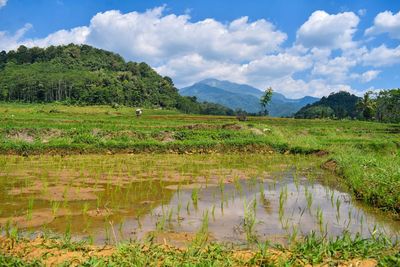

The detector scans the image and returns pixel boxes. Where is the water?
[0,154,398,246]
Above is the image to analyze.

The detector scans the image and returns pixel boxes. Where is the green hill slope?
[0,44,233,115]
[295,91,361,119]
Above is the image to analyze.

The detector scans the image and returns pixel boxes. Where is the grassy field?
[0,103,399,266]
[1,103,399,214]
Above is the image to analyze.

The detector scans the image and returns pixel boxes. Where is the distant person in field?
[136,109,143,117]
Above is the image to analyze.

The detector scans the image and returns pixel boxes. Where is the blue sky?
[1,0,400,97]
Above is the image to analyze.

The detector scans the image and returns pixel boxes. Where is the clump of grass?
[243,199,257,243]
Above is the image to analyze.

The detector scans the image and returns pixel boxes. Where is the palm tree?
[356,91,376,120]
[260,87,273,115]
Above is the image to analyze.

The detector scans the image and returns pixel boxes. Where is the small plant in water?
[191,187,199,208]
[243,199,257,243]
[51,201,60,216]
[26,198,34,221]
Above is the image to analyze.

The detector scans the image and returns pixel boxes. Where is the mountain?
[0,44,234,115]
[295,91,361,119]
[180,79,319,117]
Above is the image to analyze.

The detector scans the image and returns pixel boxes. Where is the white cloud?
[363,45,400,67]
[24,27,89,47]
[312,56,357,82]
[350,70,381,83]
[268,76,355,98]
[0,7,392,98]
[244,53,312,78]
[0,23,32,51]
[85,8,287,65]
[0,0,7,9]
[296,10,359,50]
[365,11,400,39]
[360,70,380,83]
[155,54,246,86]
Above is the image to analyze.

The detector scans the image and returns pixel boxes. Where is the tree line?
[0,44,234,115]
[295,90,400,123]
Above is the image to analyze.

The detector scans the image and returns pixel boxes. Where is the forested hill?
[294,91,361,119]
[0,44,234,115]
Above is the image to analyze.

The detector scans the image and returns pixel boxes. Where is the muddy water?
[0,154,399,246]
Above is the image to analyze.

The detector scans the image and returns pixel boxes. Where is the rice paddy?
[0,154,398,246]
[0,103,399,266]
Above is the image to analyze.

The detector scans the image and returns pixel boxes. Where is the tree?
[356,91,376,120]
[260,87,273,115]
[375,89,400,123]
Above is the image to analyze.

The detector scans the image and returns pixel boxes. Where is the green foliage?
[296,89,400,123]
[375,89,400,123]
[0,45,233,115]
[260,87,273,115]
[356,91,376,120]
[295,91,361,119]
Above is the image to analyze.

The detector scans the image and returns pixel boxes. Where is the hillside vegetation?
[0,45,233,115]
[295,91,360,119]
[295,90,400,123]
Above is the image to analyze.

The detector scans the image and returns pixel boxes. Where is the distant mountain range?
[180,79,319,117]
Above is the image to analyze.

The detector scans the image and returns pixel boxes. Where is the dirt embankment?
[0,236,380,267]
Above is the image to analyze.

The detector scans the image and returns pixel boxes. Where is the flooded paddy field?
[0,154,398,247]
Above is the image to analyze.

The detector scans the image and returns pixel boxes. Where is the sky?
[1,0,400,98]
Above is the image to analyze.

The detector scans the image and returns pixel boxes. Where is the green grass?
[1,233,399,266]
[1,103,398,215]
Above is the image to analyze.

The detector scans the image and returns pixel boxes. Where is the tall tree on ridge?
[260,87,273,116]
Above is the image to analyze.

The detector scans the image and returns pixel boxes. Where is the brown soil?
[314,150,329,157]
[40,129,63,143]
[38,186,103,201]
[158,131,176,143]
[86,208,113,218]
[182,124,221,130]
[6,130,35,143]
[0,210,55,228]
[8,181,104,201]
[148,231,214,248]
[222,123,245,130]
[0,237,382,266]
[303,259,377,267]
[249,128,264,135]
[338,259,377,267]
[0,208,83,228]
[322,159,338,172]
[0,237,114,266]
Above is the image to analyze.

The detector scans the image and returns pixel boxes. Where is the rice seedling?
[191,187,199,208]
[243,199,257,243]
[26,198,34,221]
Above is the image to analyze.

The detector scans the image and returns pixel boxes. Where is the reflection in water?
[126,175,399,246]
[0,155,399,246]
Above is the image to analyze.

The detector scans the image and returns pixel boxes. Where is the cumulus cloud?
[296,10,359,50]
[360,70,380,83]
[0,6,389,97]
[365,11,400,39]
[0,0,7,9]
[24,27,89,47]
[0,23,32,51]
[350,70,381,83]
[363,45,400,67]
[85,8,287,65]
[312,56,357,82]
[268,76,355,98]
